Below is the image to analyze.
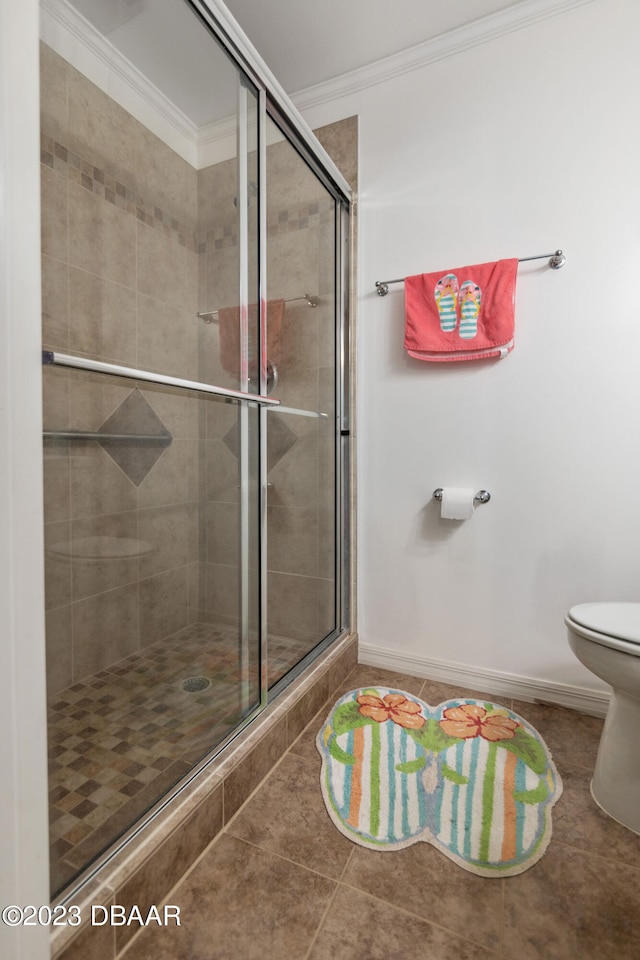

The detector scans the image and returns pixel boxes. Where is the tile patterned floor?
[119,664,640,960]
[48,621,310,896]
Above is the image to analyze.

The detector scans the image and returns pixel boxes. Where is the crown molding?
[40,0,597,165]
[39,0,298,170]
[197,116,238,167]
[40,0,199,165]
[292,0,597,113]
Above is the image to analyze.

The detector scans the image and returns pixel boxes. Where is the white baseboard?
[358,642,610,718]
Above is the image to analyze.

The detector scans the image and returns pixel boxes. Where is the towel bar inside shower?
[197,293,319,322]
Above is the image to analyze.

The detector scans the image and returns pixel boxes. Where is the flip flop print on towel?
[459,280,482,339]
[317,689,562,877]
[434,273,459,331]
[433,273,482,338]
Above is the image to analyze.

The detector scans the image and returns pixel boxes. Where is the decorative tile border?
[41,133,334,258]
[266,199,334,239]
[40,133,198,253]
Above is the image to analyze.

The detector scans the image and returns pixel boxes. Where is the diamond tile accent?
[223,412,296,472]
[97,390,171,486]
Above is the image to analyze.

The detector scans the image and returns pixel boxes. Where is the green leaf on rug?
[395,757,426,774]
[331,701,375,736]
[328,737,356,765]
[513,781,549,804]
[442,763,469,784]
[408,719,461,754]
[500,728,548,774]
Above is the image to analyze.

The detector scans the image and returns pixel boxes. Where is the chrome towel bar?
[42,351,281,407]
[197,293,319,322]
[375,250,566,295]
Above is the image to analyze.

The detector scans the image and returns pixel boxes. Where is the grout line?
[334,876,504,956]
[221,736,292,833]
[550,836,640,870]
[302,871,342,960]
[216,831,349,887]
[338,845,355,881]
[556,758,598,773]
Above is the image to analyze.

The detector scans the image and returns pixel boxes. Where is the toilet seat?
[566,602,640,655]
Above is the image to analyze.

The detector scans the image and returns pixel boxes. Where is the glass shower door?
[264,117,340,688]
[41,0,265,896]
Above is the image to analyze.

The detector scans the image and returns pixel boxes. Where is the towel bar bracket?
[433,488,491,504]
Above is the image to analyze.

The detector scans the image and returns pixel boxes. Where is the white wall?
[302,0,640,703]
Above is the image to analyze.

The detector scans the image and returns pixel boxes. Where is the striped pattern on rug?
[317,688,562,877]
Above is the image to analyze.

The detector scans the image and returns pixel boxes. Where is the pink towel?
[218,300,285,375]
[404,259,518,362]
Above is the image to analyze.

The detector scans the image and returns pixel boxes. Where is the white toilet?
[565,602,640,835]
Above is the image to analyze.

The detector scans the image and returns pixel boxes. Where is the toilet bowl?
[565,602,640,835]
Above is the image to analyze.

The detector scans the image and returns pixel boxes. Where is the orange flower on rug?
[356,693,425,729]
[438,703,519,742]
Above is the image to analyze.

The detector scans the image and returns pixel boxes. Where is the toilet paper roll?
[440,487,475,520]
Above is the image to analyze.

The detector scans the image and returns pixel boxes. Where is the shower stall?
[41,0,351,898]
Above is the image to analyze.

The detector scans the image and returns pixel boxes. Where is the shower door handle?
[42,352,281,407]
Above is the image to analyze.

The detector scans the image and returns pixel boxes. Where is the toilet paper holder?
[433,488,491,504]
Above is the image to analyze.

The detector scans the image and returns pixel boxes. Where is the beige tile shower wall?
[41,43,202,695]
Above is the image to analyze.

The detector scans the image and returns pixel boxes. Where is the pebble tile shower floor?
[114,664,640,960]
[47,622,309,895]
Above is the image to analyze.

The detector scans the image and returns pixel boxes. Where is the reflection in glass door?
[263,118,339,688]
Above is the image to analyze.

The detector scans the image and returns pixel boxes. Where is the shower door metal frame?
[237,76,257,716]
[186,0,352,201]
[257,87,270,704]
[258,114,352,702]
[48,0,353,902]
[338,199,352,633]
[185,6,354,685]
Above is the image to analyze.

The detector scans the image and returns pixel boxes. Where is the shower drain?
[180,676,212,693]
